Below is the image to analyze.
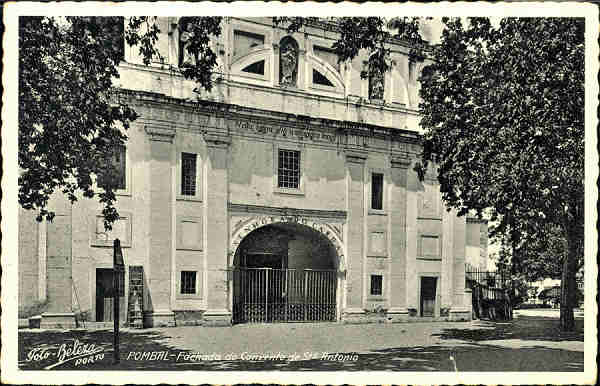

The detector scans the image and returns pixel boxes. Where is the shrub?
[18,299,48,319]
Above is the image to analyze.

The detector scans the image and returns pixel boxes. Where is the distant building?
[19,17,488,328]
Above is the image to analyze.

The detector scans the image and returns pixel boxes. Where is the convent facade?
[19,17,488,327]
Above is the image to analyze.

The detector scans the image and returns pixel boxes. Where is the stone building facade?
[19,17,488,328]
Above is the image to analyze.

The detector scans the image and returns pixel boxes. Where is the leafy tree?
[19,16,222,228]
[418,17,584,331]
[19,16,424,228]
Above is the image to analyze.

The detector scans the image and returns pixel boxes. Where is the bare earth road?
[18,311,584,371]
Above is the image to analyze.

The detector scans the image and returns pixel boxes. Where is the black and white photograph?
[1,2,597,384]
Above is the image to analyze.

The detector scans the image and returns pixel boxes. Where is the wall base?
[386,308,409,323]
[143,310,176,327]
[174,310,204,326]
[449,308,472,322]
[203,309,232,327]
[341,309,371,324]
[39,313,77,329]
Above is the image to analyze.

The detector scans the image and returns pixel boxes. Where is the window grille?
[181,153,197,196]
[371,172,383,210]
[370,275,383,296]
[278,149,300,189]
[181,271,196,294]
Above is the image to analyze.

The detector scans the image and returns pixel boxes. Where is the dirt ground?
[18,313,584,371]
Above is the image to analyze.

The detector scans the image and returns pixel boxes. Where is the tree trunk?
[559,230,578,332]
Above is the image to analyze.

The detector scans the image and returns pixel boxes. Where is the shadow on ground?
[432,315,584,343]
[19,319,584,371]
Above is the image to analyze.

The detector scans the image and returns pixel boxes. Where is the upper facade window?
[371,172,384,210]
[278,149,300,189]
[113,144,127,190]
[279,36,299,87]
[181,152,197,196]
[98,144,127,191]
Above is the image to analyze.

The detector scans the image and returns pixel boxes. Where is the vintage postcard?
[1,1,598,385]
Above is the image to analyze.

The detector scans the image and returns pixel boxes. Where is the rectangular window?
[181,153,197,196]
[180,271,197,294]
[370,275,383,296]
[278,149,300,189]
[371,172,384,210]
[99,145,126,190]
[114,145,127,190]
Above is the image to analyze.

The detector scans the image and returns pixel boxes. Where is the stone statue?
[279,39,298,86]
[369,71,384,100]
[179,19,196,66]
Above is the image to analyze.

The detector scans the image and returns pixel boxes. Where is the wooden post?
[113,239,124,364]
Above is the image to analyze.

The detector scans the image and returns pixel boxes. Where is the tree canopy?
[418,17,584,330]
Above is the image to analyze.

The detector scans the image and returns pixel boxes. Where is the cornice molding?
[145,125,175,143]
[345,150,368,164]
[116,88,423,144]
[204,132,232,148]
[390,155,412,169]
[228,203,347,220]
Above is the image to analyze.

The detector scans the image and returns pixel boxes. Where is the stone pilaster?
[297,48,307,90]
[203,132,232,326]
[343,150,367,320]
[41,197,76,328]
[272,43,280,87]
[144,125,176,327]
[387,155,411,322]
[405,165,419,312]
[450,215,470,320]
[440,208,455,311]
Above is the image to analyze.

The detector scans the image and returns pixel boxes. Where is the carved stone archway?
[230,214,347,272]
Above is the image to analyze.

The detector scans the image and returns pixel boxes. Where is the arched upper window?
[279,36,299,87]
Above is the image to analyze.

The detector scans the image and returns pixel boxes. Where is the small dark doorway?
[420,276,437,317]
[244,253,284,269]
[96,268,126,322]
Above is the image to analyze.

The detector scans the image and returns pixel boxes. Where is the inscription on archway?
[230,215,346,272]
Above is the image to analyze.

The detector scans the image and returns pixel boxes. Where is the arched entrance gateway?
[229,215,346,324]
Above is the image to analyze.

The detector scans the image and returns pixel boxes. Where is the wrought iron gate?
[233,268,337,323]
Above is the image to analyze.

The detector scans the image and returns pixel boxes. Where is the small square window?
[180,271,196,294]
[181,153,197,196]
[370,275,383,296]
[371,173,384,210]
[278,149,300,189]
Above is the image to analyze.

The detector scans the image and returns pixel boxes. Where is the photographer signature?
[26,339,105,369]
